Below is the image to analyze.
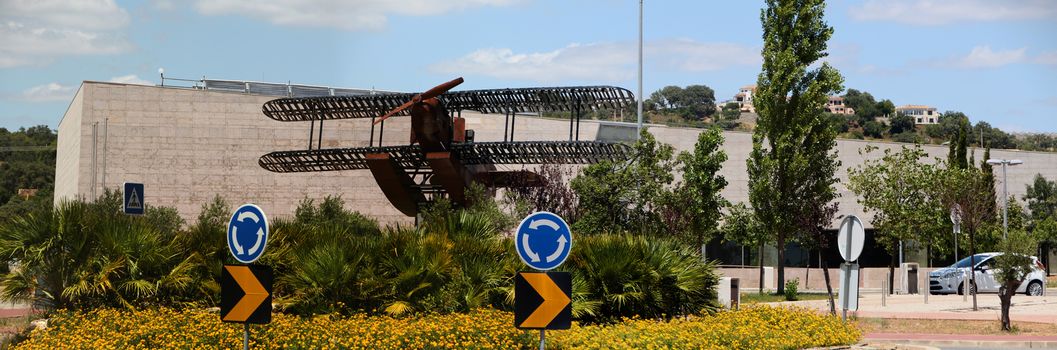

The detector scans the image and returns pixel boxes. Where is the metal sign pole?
[841,263,849,322]
[243,323,249,350]
[539,329,546,350]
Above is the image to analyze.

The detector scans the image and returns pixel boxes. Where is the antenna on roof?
[158,68,165,87]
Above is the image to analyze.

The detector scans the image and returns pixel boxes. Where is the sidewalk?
[864,332,1057,349]
[771,290,1057,348]
[777,289,1057,324]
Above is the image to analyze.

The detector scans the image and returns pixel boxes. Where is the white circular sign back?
[837,215,865,262]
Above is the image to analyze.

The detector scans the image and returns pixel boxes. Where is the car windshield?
[951,254,993,268]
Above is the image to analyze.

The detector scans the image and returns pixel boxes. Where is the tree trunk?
[926,243,932,268]
[777,235,786,294]
[822,257,836,316]
[759,242,765,294]
[999,280,1018,331]
[889,241,898,295]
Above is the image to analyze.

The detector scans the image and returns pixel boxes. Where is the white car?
[929,252,1047,296]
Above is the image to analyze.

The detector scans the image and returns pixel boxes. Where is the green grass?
[740,292,833,303]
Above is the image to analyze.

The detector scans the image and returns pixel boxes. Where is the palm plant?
[565,233,719,323]
[0,192,197,311]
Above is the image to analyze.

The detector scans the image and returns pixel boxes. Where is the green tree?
[974,121,1016,149]
[842,89,878,121]
[720,102,741,120]
[993,230,1038,331]
[0,126,57,207]
[980,148,998,217]
[572,130,676,235]
[863,120,885,138]
[849,146,947,293]
[748,0,844,294]
[723,203,771,293]
[647,85,717,120]
[889,113,915,135]
[940,165,996,310]
[665,127,728,253]
[946,113,971,169]
[876,99,896,118]
[1024,174,1057,221]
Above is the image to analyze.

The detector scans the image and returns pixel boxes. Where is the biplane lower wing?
[257,141,633,173]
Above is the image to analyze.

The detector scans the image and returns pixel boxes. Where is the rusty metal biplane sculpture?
[258,77,635,216]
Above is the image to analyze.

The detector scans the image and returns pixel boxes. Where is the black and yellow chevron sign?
[220,264,272,324]
[515,272,571,329]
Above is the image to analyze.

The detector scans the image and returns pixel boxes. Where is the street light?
[986,158,1023,239]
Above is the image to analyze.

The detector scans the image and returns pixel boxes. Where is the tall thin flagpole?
[636,0,643,139]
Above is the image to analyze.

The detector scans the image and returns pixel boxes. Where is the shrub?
[0,191,206,310]
[564,233,720,322]
[784,278,800,301]
[268,199,518,316]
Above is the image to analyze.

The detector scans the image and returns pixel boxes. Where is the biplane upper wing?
[258,141,633,173]
[261,86,634,122]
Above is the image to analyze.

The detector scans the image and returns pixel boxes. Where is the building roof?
[896,104,937,110]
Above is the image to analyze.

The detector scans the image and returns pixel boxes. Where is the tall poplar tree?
[748,0,844,294]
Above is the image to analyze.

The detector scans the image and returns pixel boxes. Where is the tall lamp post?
[986,158,1023,239]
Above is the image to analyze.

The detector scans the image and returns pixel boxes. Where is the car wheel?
[1026,281,1044,296]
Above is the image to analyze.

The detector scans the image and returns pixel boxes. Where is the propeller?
[373,77,464,125]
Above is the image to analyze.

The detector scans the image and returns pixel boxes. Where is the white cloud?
[0,0,132,68]
[152,0,176,11]
[18,83,77,102]
[954,46,1026,68]
[650,39,761,72]
[194,0,518,31]
[850,0,1057,25]
[430,40,759,83]
[108,74,153,85]
[1034,50,1057,65]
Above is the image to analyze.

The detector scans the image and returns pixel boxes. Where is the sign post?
[514,211,573,350]
[223,204,271,350]
[123,182,145,215]
[837,215,865,322]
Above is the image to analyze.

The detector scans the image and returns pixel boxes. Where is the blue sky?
[2,0,1056,132]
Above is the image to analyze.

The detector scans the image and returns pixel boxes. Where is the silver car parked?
[929,252,1047,296]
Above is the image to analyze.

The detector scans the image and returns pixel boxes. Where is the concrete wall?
[719,266,941,292]
[55,82,1057,229]
[646,123,1057,229]
[54,85,84,203]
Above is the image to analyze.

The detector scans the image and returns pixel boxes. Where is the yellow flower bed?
[14,305,858,349]
[551,305,862,350]
[15,308,534,350]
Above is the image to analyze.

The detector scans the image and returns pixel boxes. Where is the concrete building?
[58,81,1057,225]
[826,96,855,115]
[733,85,756,113]
[56,80,1057,268]
[897,104,940,125]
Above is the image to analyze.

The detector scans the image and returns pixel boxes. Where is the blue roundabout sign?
[227,204,269,264]
[515,211,572,271]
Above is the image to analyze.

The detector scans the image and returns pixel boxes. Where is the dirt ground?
[857,317,1057,336]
